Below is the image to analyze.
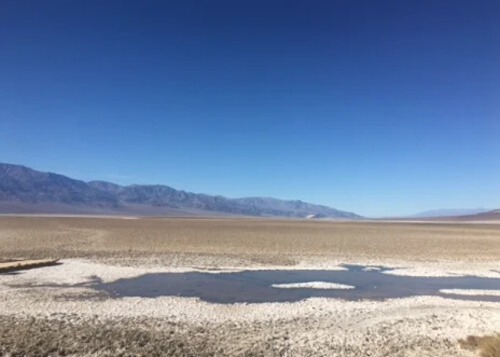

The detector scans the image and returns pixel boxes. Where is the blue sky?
[1,0,499,217]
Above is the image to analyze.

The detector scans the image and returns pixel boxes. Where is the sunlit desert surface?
[1,216,500,356]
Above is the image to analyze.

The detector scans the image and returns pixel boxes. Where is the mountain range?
[425,209,500,221]
[410,208,492,218]
[0,163,360,218]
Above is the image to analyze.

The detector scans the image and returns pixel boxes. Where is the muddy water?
[93,265,500,303]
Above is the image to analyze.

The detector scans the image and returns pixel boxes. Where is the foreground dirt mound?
[0,315,218,357]
[0,313,469,357]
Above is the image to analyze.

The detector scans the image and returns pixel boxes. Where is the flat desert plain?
[1,216,500,356]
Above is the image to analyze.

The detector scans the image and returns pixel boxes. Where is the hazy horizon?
[1,1,499,217]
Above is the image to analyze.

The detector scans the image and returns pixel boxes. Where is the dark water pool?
[90,264,500,304]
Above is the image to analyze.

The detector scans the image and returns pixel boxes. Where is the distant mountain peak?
[411,208,491,218]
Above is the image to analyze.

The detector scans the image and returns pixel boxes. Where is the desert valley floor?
[1,216,500,356]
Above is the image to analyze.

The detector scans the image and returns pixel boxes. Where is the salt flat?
[0,216,499,356]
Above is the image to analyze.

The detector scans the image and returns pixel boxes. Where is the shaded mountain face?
[0,163,360,218]
[0,164,117,206]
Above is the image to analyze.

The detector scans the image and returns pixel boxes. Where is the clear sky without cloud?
[1,0,499,217]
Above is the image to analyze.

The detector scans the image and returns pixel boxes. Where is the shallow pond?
[92,264,500,303]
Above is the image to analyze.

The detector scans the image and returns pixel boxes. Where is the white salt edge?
[271,281,355,290]
[440,289,500,296]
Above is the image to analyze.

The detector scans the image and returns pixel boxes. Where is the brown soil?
[460,334,500,357]
[0,259,59,273]
[1,217,499,264]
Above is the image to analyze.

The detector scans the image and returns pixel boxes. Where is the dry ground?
[460,334,500,357]
[1,216,500,356]
[1,216,500,264]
